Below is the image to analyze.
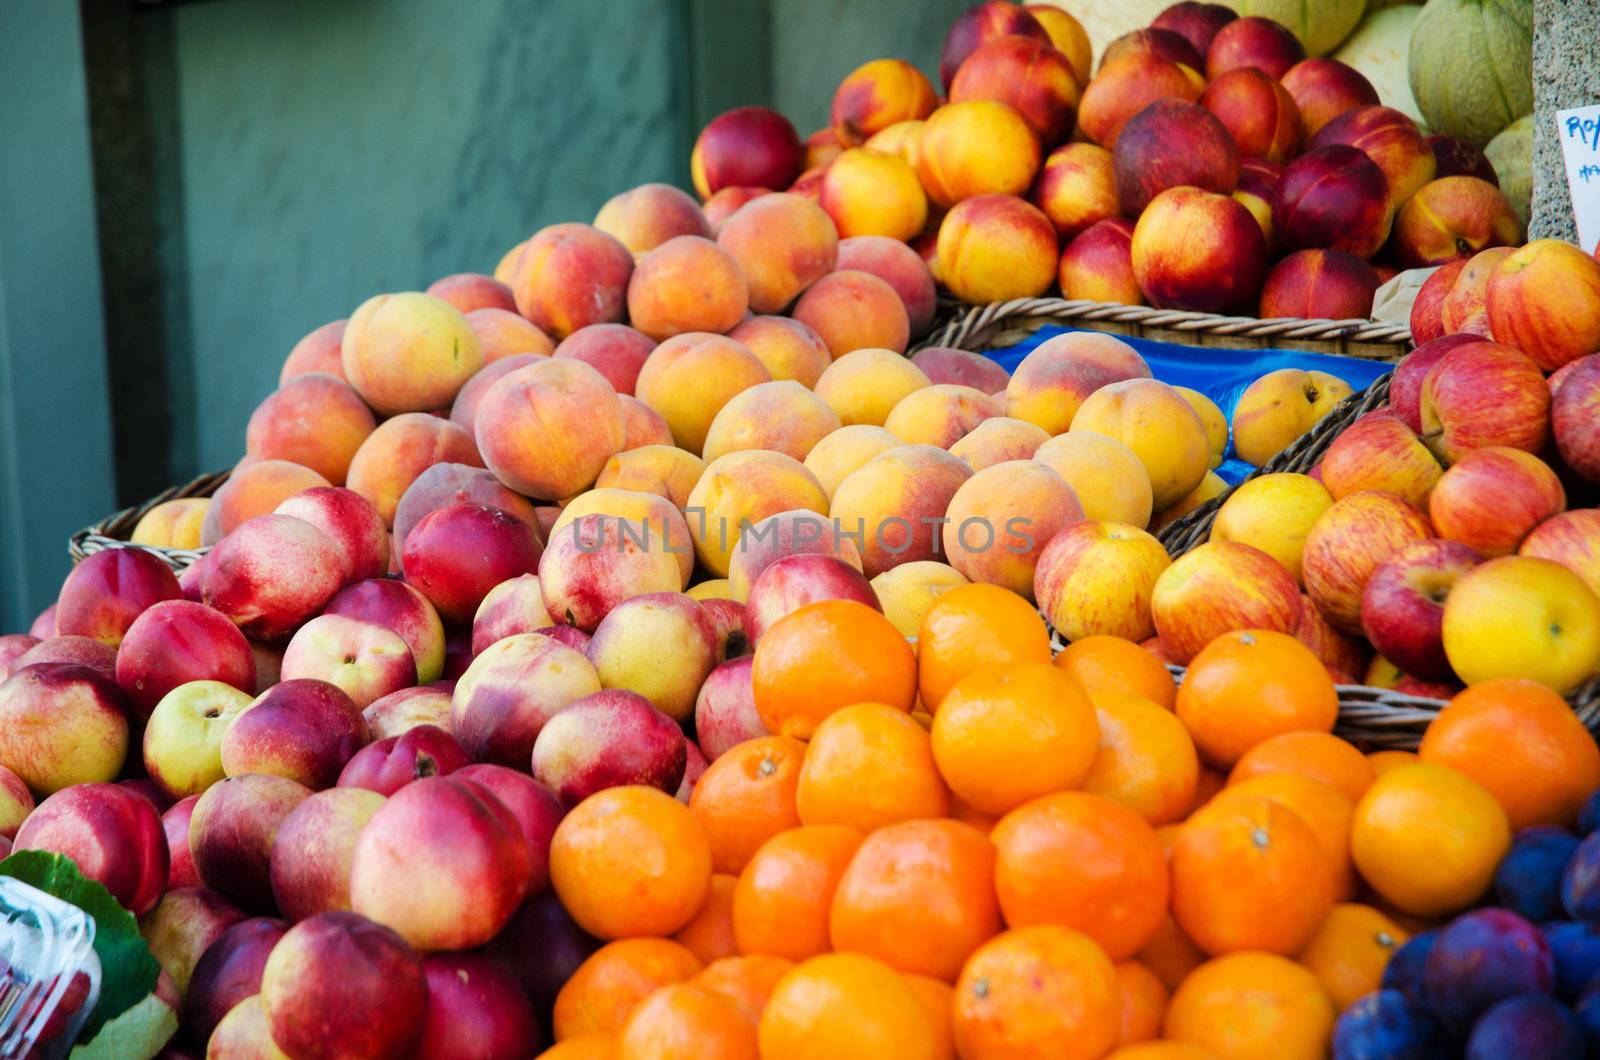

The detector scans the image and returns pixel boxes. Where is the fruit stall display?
[0,0,1588,1056]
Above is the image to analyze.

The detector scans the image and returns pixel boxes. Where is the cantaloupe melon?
[1335,6,1424,125]
[1038,0,1171,64]
[1223,0,1368,56]
[1408,0,1532,147]
[1484,113,1532,226]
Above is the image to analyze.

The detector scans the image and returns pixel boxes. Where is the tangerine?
[672,873,738,964]
[951,925,1122,1060]
[1082,691,1200,826]
[1163,952,1334,1060]
[617,983,757,1060]
[751,599,916,739]
[903,974,957,1060]
[1214,773,1356,900]
[1174,629,1339,768]
[916,583,1052,713]
[1116,960,1169,1044]
[1229,730,1376,803]
[693,955,793,1024]
[1054,634,1178,709]
[732,824,862,961]
[795,703,950,830]
[552,938,703,1040]
[1365,749,1417,777]
[689,736,805,874]
[757,953,940,1060]
[1296,902,1408,1011]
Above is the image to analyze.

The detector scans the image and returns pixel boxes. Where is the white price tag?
[1558,105,1600,255]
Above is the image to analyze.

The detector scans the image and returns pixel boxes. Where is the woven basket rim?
[68,469,229,572]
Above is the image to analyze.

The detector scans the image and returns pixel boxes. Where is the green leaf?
[69,993,177,1060]
[0,851,161,1041]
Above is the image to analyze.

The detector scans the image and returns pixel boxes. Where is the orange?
[949,795,1000,834]
[1215,773,1356,900]
[673,873,738,964]
[1174,630,1339,768]
[693,955,793,1024]
[1192,766,1226,810]
[1350,761,1511,917]
[1419,677,1600,830]
[689,736,805,874]
[1116,960,1169,1045]
[1164,952,1335,1060]
[829,818,1001,982]
[795,703,951,830]
[535,1034,619,1060]
[617,983,757,1060]
[1170,795,1336,956]
[990,792,1169,960]
[1136,914,1206,992]
[1296,903,1408,1011]
[1366,749,1417,777]
[903,975,957,1060]
[551,786,714,940]
[553,938,703,1040]
[1228,730,1374,803]
[1106,1045,1224,1060]
[1055,634,1178,709]
[752,600,916,739]
[929,663,1100,816]
[757,953,940,1060]
[952,925,1122,1060]
[1083,691,1200,826]
[916,583,1052,713]
[732,824,862,961]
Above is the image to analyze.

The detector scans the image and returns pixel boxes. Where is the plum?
[484,890,600,1041]
[1381,929,1438,1000]
[1465,994,1584,1060]
[1563,831,1600,921]
[1496,828,1581,922]
[1546,921,1600,1002]
[1424,909,1554,1033]
[1579,790,1600,836]
[1332,988,1453,1060]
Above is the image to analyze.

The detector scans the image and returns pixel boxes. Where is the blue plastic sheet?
[981,325,1394,484]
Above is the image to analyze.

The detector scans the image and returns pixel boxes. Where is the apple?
[586,592,718,722]
[451,633,601,766]
[184,917,290,1048]
[1149,541,1301,664]
[0,634,38,683]
[337,724,469,796]
[350,776,530,950]
[454,763,564,895]
[275,487,390,584]
[143,679,256,800]
[116,600,256,721]
[1209,472,1334,586]
[14,634,117,679]
[414,953,541,1060]
[1410,260,1467,345]
[1521,509,1600,597]
[1302,490,1434,634]
[1295,593,1372,680]
[1553,355,1600,483]
[402,502,544,626]
[1419,341,1550,463]
[54,546,181,648]
[743,554,881,644]
[1485,239,1600,373]
[14,782,167,914]
[280,615,415,710]
[0,663,129,795]
[471,573,555,655]
[324,578,447,685]
[221,678,369,789]
[260,912,428,1060]
[203,514,347,642]
[1442,556,1600,693]
[362,685,454,740]
[269,787,387,922]
[531,689,687,807]
[694,656,765,760]
[1439,246,1511,335]
[139,887,248,997]
[1034,520,1172,643]
[189,772,312,911]
[1360,539,1482,682]
[1319,412,1443,507]
[163,796,201,889]
[1429,447,1566,557]
[1387,333,1479,433]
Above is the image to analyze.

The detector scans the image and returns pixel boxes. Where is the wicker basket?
[68,470,229,573]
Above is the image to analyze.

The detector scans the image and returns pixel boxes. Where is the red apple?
[324,578,448,686]
[1271,144,1391,259]
[1115,99,1240,216]
[392,462,541,552]
[275,487,390,584]
[1258,249,1380,321]
[1439,246,1511,335]
[115,600,255,721]
[471,573,554,655]
[1149,541,1302,664]
[189,772,311,912]
[1152,1,1237,56]
[1429,447,1566,556]
[185,916,289,1047]
[1205,15,1305,80]
[1319,412,1443,507]
[451,633,601,766]
[1485,240,1600,374]
[454,763,564,896]
[221,678,368,789]
[55,547,181,648]
[402,502,544,626]
[203,514,347,642]
[14,782,167,914]
[743,554,882,643]
[1360,539,1481,682]
[139,886,248,997]
[531,689,687,807]
[939,1,1050,90]
[1409,259,1467,346]
[1302,490,1435,633]
[0,662,129,795]
[362,685,454,740]
[691,107,805,199]
[1521,509,1600,597]
[281,615,415,710]
[15,634,117,679]
[694,655,766,760]
[269,786,387,922]
[1294,593,1372,680]
[585,593,718,723]
[415,953,541,1060]
[1388,333,1479,432]
[1419,340,1550,463]
[163,796,201,889]
[336,724,469,796]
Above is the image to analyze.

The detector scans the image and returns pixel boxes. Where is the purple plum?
[1332,989,1453,1060]
[1496,828,1580,922]
[1578,790,1600,836]
[1465,994,1584,1060]
[1547,921,1600,1002]
[1382,930,1438,1001]
[1562,831,1600,921]
[483,890,599,1041]
[1424,909,1554,1033]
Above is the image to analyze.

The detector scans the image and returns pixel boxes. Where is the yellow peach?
[701,380,842,462]
[1070,379,1210,510]
[940,460,1085,598]
[870,561,970,637]
[813,348,930,427]
[882,384,1001,448]
[634,333,772,454]
[1033,432,1155,529]
[593,444,707,509]
[803,424,904,501]
[684,451,829,576]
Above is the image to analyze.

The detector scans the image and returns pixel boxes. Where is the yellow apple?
[1441,556,1600,692]
[1034,520,1172,642]
[1232,369,1353,467]
[1210,473,1334,585]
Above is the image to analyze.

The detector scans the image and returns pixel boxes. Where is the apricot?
[341,292,484,416]
[813,348,930,427]
[508,222,634,340]
[627,235,749,340]
[634,333,772,454]
[790,270,910,357]
[715,193,838,314]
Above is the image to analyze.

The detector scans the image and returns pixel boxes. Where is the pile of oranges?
[536,583,1600,1059]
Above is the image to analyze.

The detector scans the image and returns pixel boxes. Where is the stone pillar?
[1530,0,1600,242]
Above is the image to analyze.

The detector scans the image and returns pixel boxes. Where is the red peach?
[269,786,386,921]
[14,782,167,913]
[189,773,312,911]
[1030,142,1118,242]
[1271,144,1392,259]
[1409,259,1468,345]
[15,635,118,679]
[1232,156,1282,243]
[910,346,1010,395]
[464,307,555,363]
[115,600,255,719]
[552,323,657,395]
[820,148,928,243]
[1200,67,1301,165]
[1312,105,1437,212]
[341,292,484,416]
[275,486,390,584]
[201,459,332,546]
[1102,27,1205,71]
[474,358,625,501]
[281,615,415,710]
[1115,98,1241,216]
[507,223,634,340]
[185,917,289,1046]
[454,762,564,895]
[56,547,181,649]
[325,578,447,686]
[1280,59,1379,138]
[0,663,128,794]
[451,634,601,766]
[280,320,347,385]
[702,186,770,234]
[1259,249,1381,320]
[939,1,1050,89]
[949,35,1080,145]
[916,99,1043,206]
[701,380,841,463]
[717,193,839,313]
[936,193,1060,305]
[245,373,376,486]
[204,514,346,641]
[1429,135,1500,184]
[627,235,750,339]
[415,953,540,1060]
[472,573,554,655]
[593,182,711,255]
[691,107,805,200]
[883,383,1000,448]
[346,412,482,527]
[337,724,468,796]
[634,332,772,454]
[402,502,543,626]
[221,678,368,789]
[425,272,517,314]
[1077,53,1206,149]
[362,685,454,741]
[743,554,881,643]
[694,656,765,760]
[1205,15,1305,79]
[805,127,844,170]
[1133,185,1269,313]
[1059,218,1143,305]
[727,316,832,388]
[831,58,938,145]
[1152,1,1238,56]
[531,689,687,806]
[552,487,695,586]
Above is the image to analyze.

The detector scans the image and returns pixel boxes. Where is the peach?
[586,593,719,722]
[806,127,844,171]
[130,497,210,550]
[1151,541,1303,664]
[702,380,842,462]
[116,599,255,719]
[552,323,657,395]
[1072,378,1212,510]
[949,35,1080,146]
[702,186,771,234]
[190,772,312,911]
[594,182,711,255]
[453,763,563,893]
[744,554,881,643]
[326,579,447,685]
[634,332,772,453]
[1280,58,1378,138]
[936,193,1059,304]
[551,486,695,585]
[883,383,1000,448]
[1486,239,1600,372]
[56,547,181,650]
[452,633,601,765]
[1302,490,1435,634]
[0,763,31,838]
[1059,218,1142,305]
[337,724,468,796]
[716,193,838,313]
[185,920,290,1047]
[471,574,553,655]
[1176,386,1229,469]
[141,680,252,801]
[619,394,673,450]
[1102,27,1205,70]
[426,272,516,315]
[941,459,1084,597]
[1232,156,1281,243]
[413,953,540,1060]
[474,357,626,500]
[691,106,805,200]
[1026,4,1094,85]
[261,912,428,1059]
[340,292,483,416]
[1259,249,1381,320]
[727,315,832,387]
[204,514,346,641]
[1133,185,1268,313]
[508,223,634,340]
[1312,105,1436,212]
[1034,431,1156,528]
[0,635,35,685]
[448,354,540,441]
[15,635,116,679]
[939,1,1051,89]
[829,444,973,576]
[0,663,128,795]
[221,677,368,789]
[1034,520,1172,643]
[820,149,928,242]
[1232,368,1354,467]
[1121,100,1241,220]
[1439,246,1513,334]
[1155,1,1240,53]
[1004,331,1152,436]
[466,309,555,367]
[270,787,386,921]
[803,423,904,500]
[910,346,1009,395]
[1430,447,1565,557]
[275,486,390,584]
[595,444,707,508]
[1271,144,1392,259]
[831,58,938,145]
[792,269,911,357]
[403,501,544,625]
[538,514,684,631]
[726,508,866,603]
[627,234,750,339]
[363,686,454,740]
[15,782,166,914]
[948,416,1050,470]
[1320,412,1444,507]
[694,656,765,759]
[202,459,332,546]
[245,374,375,487]
[1200,67,1301,165]
[1151,469,1228,533]
[1077,53,1206,149]
[685,450,830,577]
[1031,143,1117,241]
[281,615,415,710]
[493,239,525,284]
[391,461,539,552]
[1205,15,1305,79]
[280,320,347,385]
[863,119,926,168]
[1396,173,1524,269]
[346,413,481,527]
[140,887,248,996]
[917,100,1041,207]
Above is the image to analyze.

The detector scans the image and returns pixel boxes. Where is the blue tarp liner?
[983,325,1396,485]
